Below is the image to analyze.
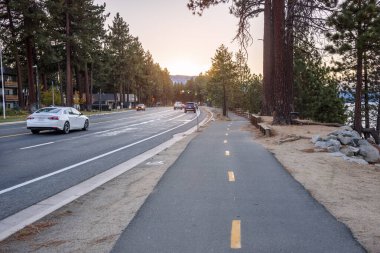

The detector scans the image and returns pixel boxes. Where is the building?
[91,93,138,110]
[0,67,19,109]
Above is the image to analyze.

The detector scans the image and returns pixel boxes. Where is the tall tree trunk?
[223,82,227,116]
[354,49,363,133]
[84,63,90,111]
[26,36,35,110]
[364,53,369,129]
[121,83,125,107]
[126,83,130,107]
[89,62,93,108]
[285,0,295,112]
[272,0,291,124]
[376,78,380,134]
[58,63,64,106]
[6,0,24,108]
[262,0,274,116]
[65,0,73,106]
[354,0,363,134]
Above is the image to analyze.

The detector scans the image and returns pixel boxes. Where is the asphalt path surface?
[112,113,365,253]
[0,107,205,220]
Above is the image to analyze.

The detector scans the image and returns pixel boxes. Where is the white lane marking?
[167,113,187,121]
[98,128,137,137]
[20,142,55,150]
[226,133,229,136]
[225,150,230,156]
[0,114,200,196]
[224,140,228,144]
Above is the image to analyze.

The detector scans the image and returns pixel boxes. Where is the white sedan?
[26,107,89,134]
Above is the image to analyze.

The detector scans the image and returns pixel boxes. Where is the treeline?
[0,1,173,110]
[174,48,262,116]
[187,0,380,134]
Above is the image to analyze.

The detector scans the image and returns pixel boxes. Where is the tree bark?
[26,36,35,110]
[364,53,369,129]
[272,0,291,125]
[285,0,295,112]
[223,81,227,116]
[84,63,91,111]
[65,0,73,106]
[261,0,274,116]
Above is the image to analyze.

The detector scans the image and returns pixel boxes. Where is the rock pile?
[312,126,380,164]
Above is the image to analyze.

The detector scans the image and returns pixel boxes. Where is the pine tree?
[294,44,346,124]
[207,45,237,116]
[326,0,380,133]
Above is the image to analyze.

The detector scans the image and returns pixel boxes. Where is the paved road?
[112,113,365,253]
[0,107,205,220]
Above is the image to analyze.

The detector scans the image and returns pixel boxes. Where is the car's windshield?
[35,108,61,114]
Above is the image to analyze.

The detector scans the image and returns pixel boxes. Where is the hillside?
[170,75,195,84]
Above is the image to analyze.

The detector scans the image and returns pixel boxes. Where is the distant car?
[136,104,146,111]
[174,101,183,110]
[26,107,89,134]
[184,102,197,113]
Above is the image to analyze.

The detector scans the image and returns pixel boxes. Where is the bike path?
[111,113,365,253]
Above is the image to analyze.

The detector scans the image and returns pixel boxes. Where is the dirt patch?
[248,116,380,253]
[13,221,57,241]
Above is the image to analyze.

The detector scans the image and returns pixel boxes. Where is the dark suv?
[184,102,197,113]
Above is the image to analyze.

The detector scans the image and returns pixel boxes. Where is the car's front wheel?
[82,119,89,131]
[62,121,70,134]
[31,130,39,134]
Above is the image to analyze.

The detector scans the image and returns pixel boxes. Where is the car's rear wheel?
[31,130,40,134]
[62,121,70,134]
[82,119,89,131]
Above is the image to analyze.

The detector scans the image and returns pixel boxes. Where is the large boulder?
[340,146,360,157]
[358,140,380,163]
[315,139,341,153]
[329,127,361,145]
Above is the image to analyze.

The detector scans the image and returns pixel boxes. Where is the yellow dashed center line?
[231,220,241,249]
[228,171,235,182]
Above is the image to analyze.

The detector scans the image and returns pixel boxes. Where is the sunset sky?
[95,0,264,76]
